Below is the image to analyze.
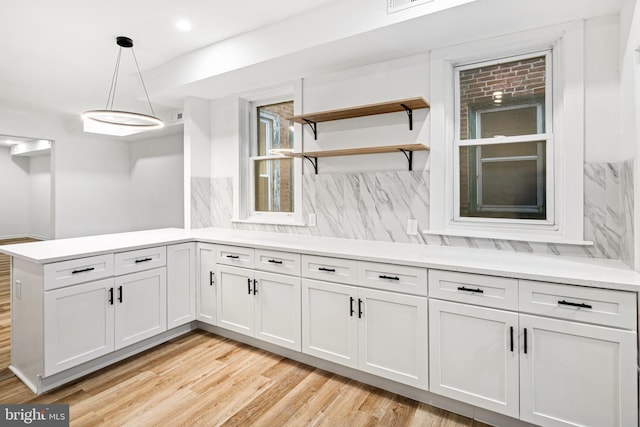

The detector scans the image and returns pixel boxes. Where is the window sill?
[232,218,307,227]
[423,229,593,246]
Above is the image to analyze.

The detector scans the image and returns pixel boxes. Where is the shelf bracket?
[399,149,413,171]
[303,119,318,140]
[400,104,413,131]
[303,156,318,174]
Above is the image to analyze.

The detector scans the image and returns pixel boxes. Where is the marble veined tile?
[191,177,212,229]
[211,177,233,228]
[619,159,635,268]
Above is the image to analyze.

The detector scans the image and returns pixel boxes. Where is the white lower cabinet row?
[23,240,638,427]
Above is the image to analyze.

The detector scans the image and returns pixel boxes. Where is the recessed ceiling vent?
[387,0,434,14]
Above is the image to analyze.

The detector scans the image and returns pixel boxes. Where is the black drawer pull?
[458,286,484,294]
[509,326,514,352]
[318,267,335,272]
[118,286,123,303]
[358,298,363,318]
[379,275,400,281]
[268,259,283,264]
[226,255,240,259]
[247,278,252,295]
[524,328,528,354]
[253,279,258,295]
[350,297,355,317]
[558,300,592,309]
[72,267,95,274]
[108,288,114,305]
[135,257,152,263]
[209,271,214,287]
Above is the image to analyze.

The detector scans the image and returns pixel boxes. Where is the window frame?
[428,21,587,244]
[453,51,553,223]
[234,82,304,226]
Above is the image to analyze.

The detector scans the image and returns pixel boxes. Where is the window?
[428,22,586,243]
[455,53,552,222]
[252,101,294,213]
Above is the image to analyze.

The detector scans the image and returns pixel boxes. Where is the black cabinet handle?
[379,275,400,281]
[135,257,152,264]
[268,259,283,264]
[108,288,114,305]
[209,271,214,287]
[358,298,363,319]
[349,297,355,317]
[226,255,240,259]
[458,286,484,294]
[253,279,258,295]
[558,300,592,309]
[72,267,95,274]
[118,286,123,303]
[510,326,514,352]
[247,278,252,295]
[524,328,528,354]
[318,267,335,272]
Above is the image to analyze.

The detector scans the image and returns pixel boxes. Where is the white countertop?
[2,227,640,292]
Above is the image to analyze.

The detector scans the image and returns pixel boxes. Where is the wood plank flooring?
[0,331,490,426]
[0,237,491,426]
[0,238,36,371]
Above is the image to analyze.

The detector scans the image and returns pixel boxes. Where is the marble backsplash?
[192,159,635,266]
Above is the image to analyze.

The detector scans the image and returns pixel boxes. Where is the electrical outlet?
[407,219,418,235]
[308,213,317,227]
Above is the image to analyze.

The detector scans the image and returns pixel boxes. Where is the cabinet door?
[358,288,428,389]
[114,267,167,350]
[520,314,638,427]
[429,299,519,417]
[254,271,301,351]
[216,265,254,336]
[44,278,115,376]
[301,279,357,368]
[167,243,196,329]
[196,243,217,325]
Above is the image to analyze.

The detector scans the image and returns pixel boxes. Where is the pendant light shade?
[82,36,163,135]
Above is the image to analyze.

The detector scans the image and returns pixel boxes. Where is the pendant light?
[82,36,163,133]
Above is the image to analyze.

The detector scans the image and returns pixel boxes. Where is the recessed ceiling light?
[176,20,192,31]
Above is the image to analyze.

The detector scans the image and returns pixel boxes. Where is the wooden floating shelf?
[282,143,429,174]
[288,97,430,140]
[288,97,429,124]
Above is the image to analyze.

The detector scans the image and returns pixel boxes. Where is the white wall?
[129,133,184,231]
[0,147,29,238]
[28,155,51,239]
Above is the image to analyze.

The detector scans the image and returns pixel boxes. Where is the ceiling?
[0,0,339,118]
[0,0,628,129]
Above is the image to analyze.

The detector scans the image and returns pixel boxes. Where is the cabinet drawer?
[519,280,637,330]
[255,249,301,276]
[217,245,255,268]
[428,270,518,310]
[302,255,357,285]
[358,261,427,296]
[114,246,166,276]
[44,254,114,291]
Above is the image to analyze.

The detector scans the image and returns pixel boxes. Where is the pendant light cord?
[106,47,123,110]
[104,43,156,117]
[131,47,156,117]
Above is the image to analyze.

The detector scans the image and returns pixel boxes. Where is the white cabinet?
[302,278,428,389]
[44,278,115,376]
[429,299,519,417]
[519,314,637,427]
[113,268,167,350]
[217,265,302,351]
[167,243,196,329]
[196,243,217,325]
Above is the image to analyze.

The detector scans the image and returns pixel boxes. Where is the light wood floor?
[0,238,491,426]
[0,238,37,371]
[0,330,490,426]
